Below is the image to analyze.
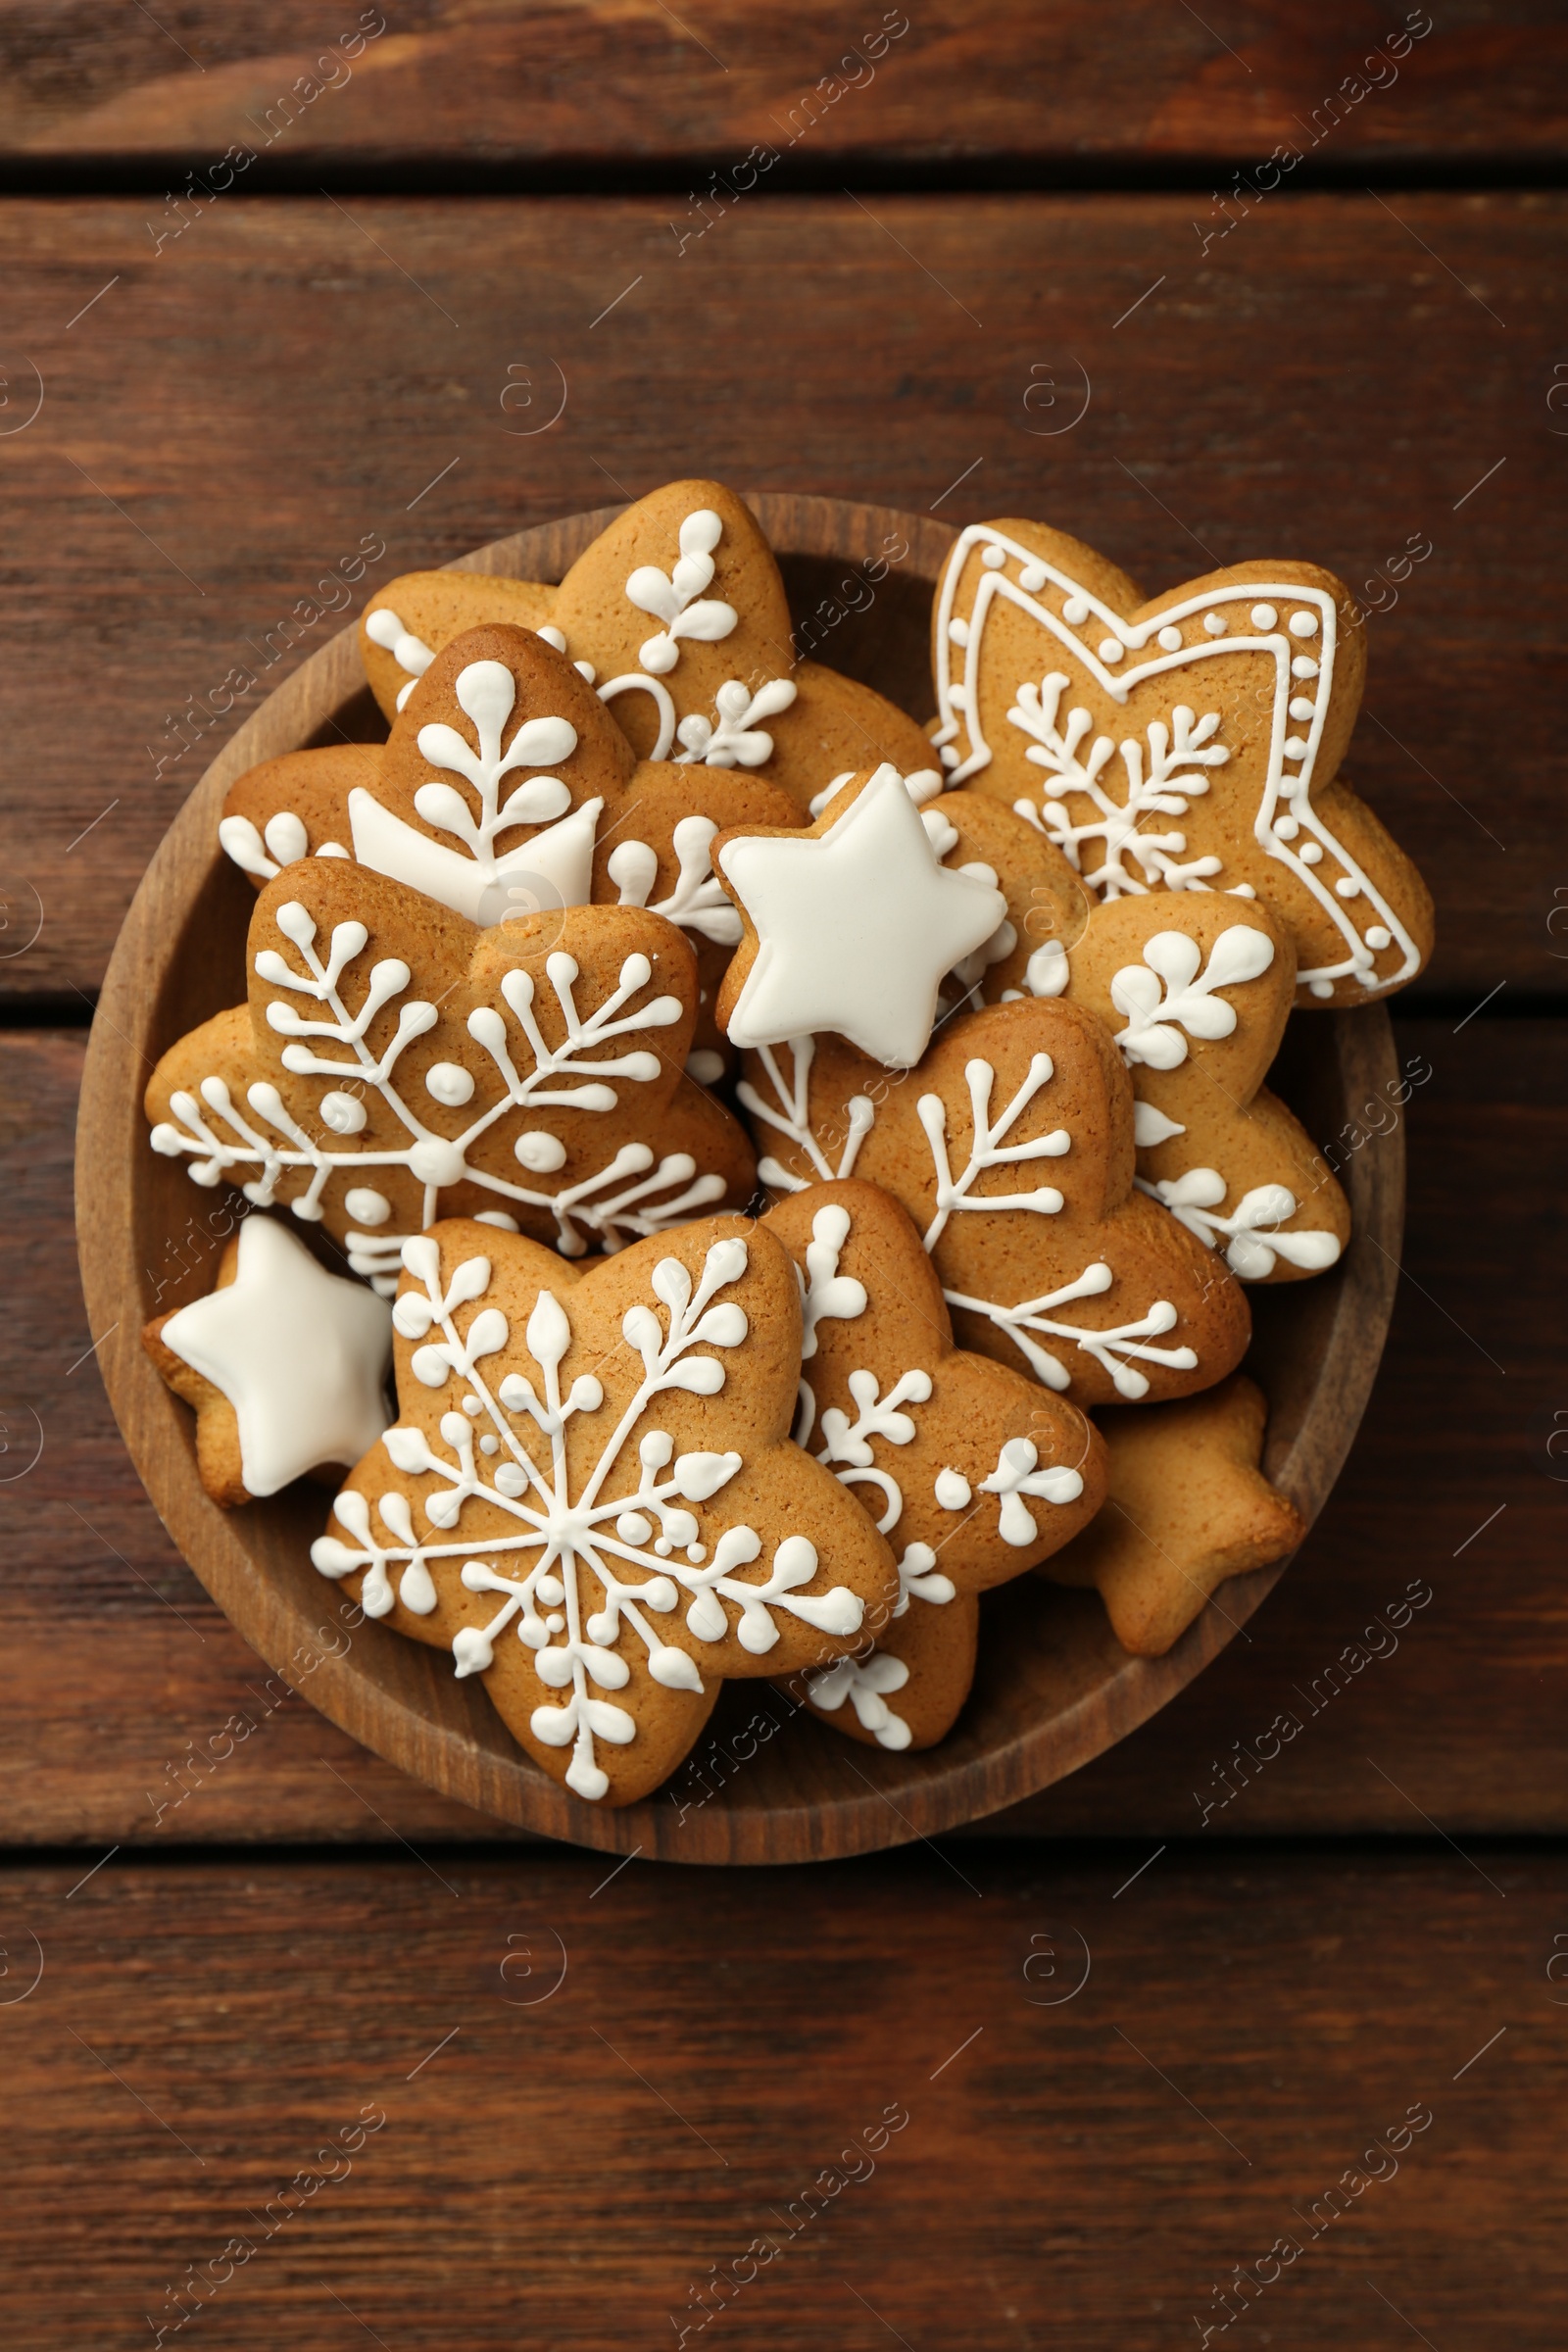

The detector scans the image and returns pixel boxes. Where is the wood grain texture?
[18,1011,1560,1841]
[1,3,1563,167]
[0,194,1549,1007]
[73,493,1400,1859]
[0,1843,1560,2347]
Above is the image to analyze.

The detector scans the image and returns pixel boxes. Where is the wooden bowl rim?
[76,493,1404,1864]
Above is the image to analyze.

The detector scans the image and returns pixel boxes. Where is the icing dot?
[1275,815,1299,840]
[1289,698,1316,722]
[686,1542,706,1564]
[573,660,597,684]
[934,1468,971,1511]
[344,1186,391,1226]
[1292,656,1319,679]
[514,1130,567,1173]
[546,1613,564,1634]
[1203,612,1227,635]
[1063,594,1090,624]
[1336,876,1360,899]
[948,616,969,647]
[981,543,1006,568]
[463,1396,482,1416]
[1250,604,1278,629]
[536,625,567,652]
[1018,562,1048,592]
[319,1089,367,1135]
[686,1049,725,1086]
[616,1511,653,1544]
[473,1210,519,1232]
[1299,843,1324,865]
[1309,978,1335,999]
[1157,625,1183,652]
[408,1136,466,1187]
[1290,611,1319,637]
[494,1464,527,1496]
[1366,925,1392,950]
[1098,638,1124,663]
[479,1434,499,1455]
[424,1060,475,1107]
[1283,736,1309,760]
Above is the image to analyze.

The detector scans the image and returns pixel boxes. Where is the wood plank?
[0,1843,1560,2346]
[13,1013,1564,1841]
[0,194,1555,1007]
[2,4,1563,170]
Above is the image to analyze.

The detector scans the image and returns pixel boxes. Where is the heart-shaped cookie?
[146,861,754,1290]
[313,1217,898,1803]
[930,519,1434,1004]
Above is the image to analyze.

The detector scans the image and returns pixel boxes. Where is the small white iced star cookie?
[712,764,1006,1068]
[145,1215,393,1504]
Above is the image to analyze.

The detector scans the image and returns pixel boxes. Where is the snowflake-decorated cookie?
[930,518,1435,1005]
[143,1214,392,1505]
[738,994,1252,1405]
[146,861,755,1292]
[764,1181,1107,1749]
[1041,1374,1303,1655]
[926,793,1351,1281]
[356,480,940,805]
[312,1216,900,1804]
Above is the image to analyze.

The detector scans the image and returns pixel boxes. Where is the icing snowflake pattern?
[150,899,727,1289]
[1108,926,1276,1069]
[313,1235,864,1801]
[1009,678,1230,899]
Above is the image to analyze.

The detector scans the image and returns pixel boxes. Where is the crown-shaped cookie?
[357,480,939,807]
[312,1217,900,1803]
[763,1181,1107,1748]
[925,793,1350,1282]
[930,519,1434,1005]
[146,863,754,1291]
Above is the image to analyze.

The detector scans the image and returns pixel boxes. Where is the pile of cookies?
[141,481,1434,1806]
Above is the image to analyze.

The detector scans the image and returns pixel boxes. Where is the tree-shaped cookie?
[764,1181,1107,1748]
[929,517,1434,1004]
[218,623,803,1078]
[736,992,1251,1405]
[146,861,754,1291]
[311,1216,899,1803]
[356,480,939,806]
[1040,1375,1303,1654]
[925,793,1350,1281]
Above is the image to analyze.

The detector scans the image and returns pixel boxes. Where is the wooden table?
[1,8,1562,2342]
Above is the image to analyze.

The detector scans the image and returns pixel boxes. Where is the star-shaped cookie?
[713,765,1005,1067]
[144,1214,391,1504]
[312,1215,899,1803]
[1041,1374,1304,1654]
[930,517,1435,1004]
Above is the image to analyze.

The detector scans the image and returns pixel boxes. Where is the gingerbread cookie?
[763,1181,1106,1748]
[312,1216,900,1804]
[737,994,1251,1405]
[143,1214,392,1505]
[359,481,938,805]
[930,518,1434,1004]
[1042,1374,1303,1654]
[923,794,1350,1281]
[146,861,754,1291]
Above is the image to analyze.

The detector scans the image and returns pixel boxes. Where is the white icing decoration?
[1007,684,1229,898]
[812,1365,931,1534]
[1133,1100,1186,1148]
[797,1204,867,1362]
[807,1648,912,1749]
[673,675,797,768]
[366,606,435,682]
[941,1266,1198,1400]
[933,1467,970,1510]
[685,1050,725,1086]
[608,815,743,947]
[930,525,1421,991]
[149,903,725,1288]
[737,1036,875,1194]
[312,1236,861,1800]
[916,1055,1070,1250]
[1137,1172,1343,1280]
[1107,924,1275,1069]
[624,508,737,675]
[979,1435,1084,1545]
[717,764,1005,1068]
[321,1090,368,1135]
[349,788,601,928]
[161,1215,391,1497]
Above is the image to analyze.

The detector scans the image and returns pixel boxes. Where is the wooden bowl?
[77,497,1403,1864]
